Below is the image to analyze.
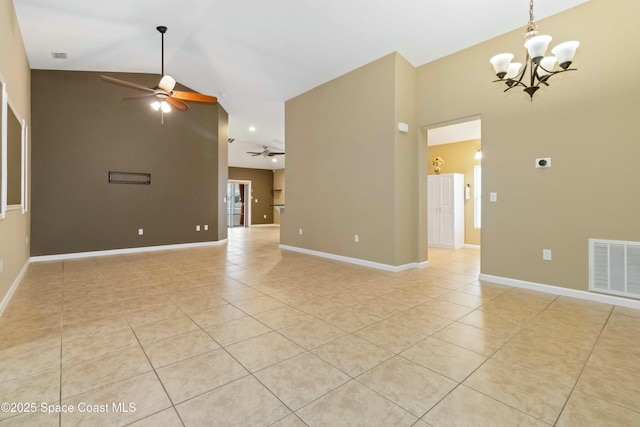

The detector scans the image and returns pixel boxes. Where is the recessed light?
[51,52,68,59]
[249,126,256,132]
[272,158,277,163]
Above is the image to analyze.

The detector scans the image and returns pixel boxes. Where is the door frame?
[227,179,252,227]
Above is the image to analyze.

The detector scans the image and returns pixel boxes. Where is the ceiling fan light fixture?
[150,100,171,113]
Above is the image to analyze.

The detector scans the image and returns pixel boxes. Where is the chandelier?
[490,0,579,99]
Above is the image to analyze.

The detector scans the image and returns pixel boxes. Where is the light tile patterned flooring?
[1,226,640,426]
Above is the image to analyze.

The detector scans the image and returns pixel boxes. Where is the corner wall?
[283,53,421,267]
[0,0,31,312]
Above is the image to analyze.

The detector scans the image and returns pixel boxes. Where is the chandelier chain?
[526,0,537,34]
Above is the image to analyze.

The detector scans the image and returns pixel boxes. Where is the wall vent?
[589,239,640,299]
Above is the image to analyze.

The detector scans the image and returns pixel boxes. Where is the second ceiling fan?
[247,146,285,157]
[100,26,217,117]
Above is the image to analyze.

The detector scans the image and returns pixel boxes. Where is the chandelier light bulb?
[505,63,522,79]
[551,41,580,69]
[524,34,552,63]
[538,56,558,77]
[150,101,161,111]
[490,53,514,78]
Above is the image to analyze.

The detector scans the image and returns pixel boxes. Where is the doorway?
[227,180,252,228]
[425,117,482,250]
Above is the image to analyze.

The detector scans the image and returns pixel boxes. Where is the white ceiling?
[13,0,588,169]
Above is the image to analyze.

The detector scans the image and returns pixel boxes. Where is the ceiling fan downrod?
[157,26,167,76]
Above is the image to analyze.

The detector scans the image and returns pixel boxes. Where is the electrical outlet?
[263,214,267,219]
[138,228,144,236]
[489,192,497,202]
[543,249,552,260]
[354,234,359,243]
[255,199,258,203]
[299,228,303,235]
[204,225,209,231]
[196,225,201,231]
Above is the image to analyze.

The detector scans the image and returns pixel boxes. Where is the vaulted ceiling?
[14,0,588,169]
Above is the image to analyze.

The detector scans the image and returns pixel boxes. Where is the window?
[474,165,481,228]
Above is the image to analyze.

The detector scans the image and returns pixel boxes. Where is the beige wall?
[283,53,422,266]
[428,139,481,246]
[273,169,284,225]
[0,0,31,311]
[417,0,640,290]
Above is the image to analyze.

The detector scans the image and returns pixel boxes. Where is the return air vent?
[589,239,640,299]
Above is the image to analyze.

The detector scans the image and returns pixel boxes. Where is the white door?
[438,174,455,247]
[427,176,439,245]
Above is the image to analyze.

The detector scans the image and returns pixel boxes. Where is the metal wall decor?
[108,171,151,185]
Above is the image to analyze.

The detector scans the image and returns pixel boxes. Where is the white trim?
[279,244,429,272]
[0,260,29,317]
[464,244,481,249]
[250,224,280,228]
[30,240,228,263]
[479,273,640,310]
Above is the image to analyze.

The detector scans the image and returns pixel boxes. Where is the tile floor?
[1,226,640,426]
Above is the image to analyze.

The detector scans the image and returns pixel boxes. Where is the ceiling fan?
[247,146,285,157]
[100,26,217,116]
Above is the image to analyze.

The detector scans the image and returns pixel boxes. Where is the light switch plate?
[489,192,497,202]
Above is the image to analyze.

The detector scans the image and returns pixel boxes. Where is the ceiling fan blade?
[165,96,189,111]
[172,90,218,103]
[267,152,285,156]
[158,75,176,92]
[246,152,262,156]
[100,75,155,93]
[122,94,158,101]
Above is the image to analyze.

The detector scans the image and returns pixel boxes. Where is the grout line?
[551,306,615,426]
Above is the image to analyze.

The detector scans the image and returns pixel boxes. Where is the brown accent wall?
[428,139,481,246]
[0,0,31,309]
[228,167,275,224]
[416,0,640,290]
[30,70,227,256]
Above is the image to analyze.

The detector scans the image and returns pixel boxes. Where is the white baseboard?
[279,244,429,272]
[30,240,228,263]
[479,274,640,310]
[464,244,481,249]
[250,224,280,228]
[0,260,30,317]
